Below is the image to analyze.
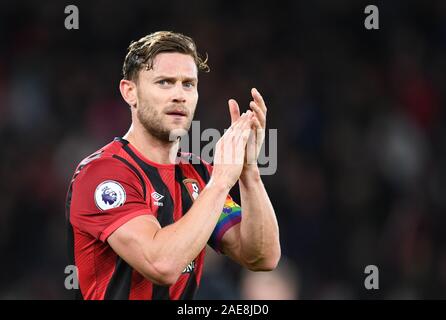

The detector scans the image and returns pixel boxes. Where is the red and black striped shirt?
[65,137,242,300]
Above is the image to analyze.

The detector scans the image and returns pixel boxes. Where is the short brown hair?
[122,31,209,81]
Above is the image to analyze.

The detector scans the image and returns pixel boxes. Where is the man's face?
[135,52,198,142]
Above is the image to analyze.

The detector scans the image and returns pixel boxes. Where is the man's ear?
[119,79,137,108]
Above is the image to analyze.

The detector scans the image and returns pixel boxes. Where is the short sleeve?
[207,195,242,254]
[70,157,152,242]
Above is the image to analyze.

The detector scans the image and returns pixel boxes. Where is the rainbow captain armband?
[208,198,242,254]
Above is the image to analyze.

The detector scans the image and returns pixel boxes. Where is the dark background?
[1,0,446,299]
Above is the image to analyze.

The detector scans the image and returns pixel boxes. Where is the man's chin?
[167,125,190,141]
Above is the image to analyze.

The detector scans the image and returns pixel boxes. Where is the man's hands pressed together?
[218,88,281,271]
[211,110,256,190]
[228,88,267,172]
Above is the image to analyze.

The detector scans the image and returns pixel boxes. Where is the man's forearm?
[238,166,281,269]
[150,178,229,277]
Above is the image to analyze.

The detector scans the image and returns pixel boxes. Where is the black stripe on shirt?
[175,165,198,299]
[119,139,174,300]
[112,154,147,201]
[120,143,174,227]
[104,257,133,300]
[190,154,210,184]
[177,152,210,184]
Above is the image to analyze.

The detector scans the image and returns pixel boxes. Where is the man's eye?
[158,80,170,85]
[183,82,195,88]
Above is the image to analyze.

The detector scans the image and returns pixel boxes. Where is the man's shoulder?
[73,139,128,176]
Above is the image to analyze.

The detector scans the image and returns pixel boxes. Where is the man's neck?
[123,124,179,165]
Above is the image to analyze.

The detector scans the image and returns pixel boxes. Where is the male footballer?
[65,31,280,299]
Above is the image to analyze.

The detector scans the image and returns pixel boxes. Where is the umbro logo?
[151,191,164,206]
[151,192,164,201]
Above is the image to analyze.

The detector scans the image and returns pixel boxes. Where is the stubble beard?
[137,102,193,143]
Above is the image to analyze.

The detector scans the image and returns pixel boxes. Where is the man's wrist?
[207,177,232,194]
[240,164,261,182]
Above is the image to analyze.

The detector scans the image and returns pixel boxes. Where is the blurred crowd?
[1,0,446,299]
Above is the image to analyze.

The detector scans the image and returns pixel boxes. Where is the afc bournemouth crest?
[183,179,201,201]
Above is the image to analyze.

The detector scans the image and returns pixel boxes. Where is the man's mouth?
[165,110,187,117]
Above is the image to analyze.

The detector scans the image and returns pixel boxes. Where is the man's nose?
[172,82,186,104]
